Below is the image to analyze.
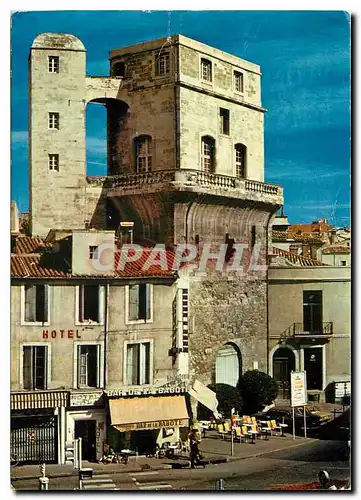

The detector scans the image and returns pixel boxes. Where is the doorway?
[304,347,323,390]
[272,347,296,399]
[75,420,97,462]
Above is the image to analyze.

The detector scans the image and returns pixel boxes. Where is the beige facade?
[268,266,351,402]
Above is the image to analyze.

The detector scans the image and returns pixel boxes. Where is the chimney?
[11,201,19,234]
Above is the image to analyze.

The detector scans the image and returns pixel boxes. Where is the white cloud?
[266,160,348,182]
[11,131,28,148]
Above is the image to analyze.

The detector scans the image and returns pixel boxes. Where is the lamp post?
[231,408,235,457]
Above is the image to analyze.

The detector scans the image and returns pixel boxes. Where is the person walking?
[189,428,200,469]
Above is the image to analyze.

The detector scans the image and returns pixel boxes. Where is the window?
[234,71,244,93]
[112,61,125,77]
[126,342,151,385]
[340,260,347,266]
[48,154,59,171]
[134,136,152,173]
[156,52,170,76]
[128,284,151,322]
[89,246,99,259]
[219,108,230,135]
[201,58,212,82]
[48,112,59,130]
[251,225,256,250]
[48,56,59,73]
[23,346,48,390]
[201,136,215,173]
[235,144,246,178]
[303,291,323,334]
[24,285,48,323]
[77,345,100,388]
[78,285,101,323]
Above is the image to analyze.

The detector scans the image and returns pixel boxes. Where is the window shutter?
[129,285,139,320]
[34,346,47,389]
[25,285,36,322]
[43,285,49,323]
[142,343,150,384]
[36,285,46,322]
[79,286,84,323]
[145,284,151,320]
[133,344,140,384]
[23,346,33,389]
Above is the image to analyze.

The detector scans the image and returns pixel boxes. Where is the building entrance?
[75,420,97,462]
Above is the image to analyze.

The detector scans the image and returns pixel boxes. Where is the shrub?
[196,383,243,420]
[238,370,278,415]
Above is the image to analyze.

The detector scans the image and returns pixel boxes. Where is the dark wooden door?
[75,420,96,462]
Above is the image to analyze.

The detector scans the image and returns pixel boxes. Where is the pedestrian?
[189,428,200,469]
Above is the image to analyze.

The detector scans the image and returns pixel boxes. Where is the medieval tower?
[28,33,283,389]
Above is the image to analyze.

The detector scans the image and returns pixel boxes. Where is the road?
[12,439,350,491]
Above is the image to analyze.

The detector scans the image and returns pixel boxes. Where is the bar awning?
[11,391,69,410]
[109,396,189,432]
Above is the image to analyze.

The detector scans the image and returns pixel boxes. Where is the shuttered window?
[78,285,100,323]
[77,345,100,388]
[128,284,151,321]
[126,342,150,385]
[24,285,48,323]
[23,346,47,390]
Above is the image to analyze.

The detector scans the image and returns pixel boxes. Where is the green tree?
[238,370,278,415]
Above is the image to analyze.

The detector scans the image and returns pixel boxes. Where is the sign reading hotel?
[106,385,188,397]
[114,418,189,432]
[42,329,81,339]
[290,371,307,407]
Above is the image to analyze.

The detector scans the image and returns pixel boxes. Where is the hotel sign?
[114,418,189,432]
[106,385,188,397]
[70,391,103,407]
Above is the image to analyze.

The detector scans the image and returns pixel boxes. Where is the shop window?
[235,143,246,178]
[126,342,151,385]
[134,135,152,173]
[77,345,100,388]
[24,284,49,323]
[303,291,322,334]
[48,56,59,73]
[201,58,212,82]
[219,108,230,135]
[201,136,215,173]
[23,345,48,390]
[78,285,101,323]
[128,284,152,322]
[156,52,170,76]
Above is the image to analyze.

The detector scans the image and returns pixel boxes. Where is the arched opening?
[272,347,296,399]
[215,342,242,387]
[86,98,130,177]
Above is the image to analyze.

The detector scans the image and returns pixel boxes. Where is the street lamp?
[231,407,235,457]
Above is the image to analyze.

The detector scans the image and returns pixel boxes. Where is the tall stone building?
[28,33,283,405]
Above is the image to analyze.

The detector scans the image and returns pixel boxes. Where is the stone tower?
[29,33,87,237]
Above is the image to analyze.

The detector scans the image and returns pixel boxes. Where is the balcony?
[87,169,283,206]
[281,322,333,342]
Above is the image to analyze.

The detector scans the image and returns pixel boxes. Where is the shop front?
[107,390,190,455]
[66,390,106,462]
[10,390,69,464]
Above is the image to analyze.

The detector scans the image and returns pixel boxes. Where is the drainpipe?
[104,281,109,389]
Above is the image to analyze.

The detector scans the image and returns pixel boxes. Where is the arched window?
[201,136,215,173]
[235,143,246,178]
[134,135,152,173]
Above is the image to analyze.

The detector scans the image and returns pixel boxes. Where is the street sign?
[290,371,307,407]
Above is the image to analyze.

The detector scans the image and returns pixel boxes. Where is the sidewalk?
[11,432,315,482]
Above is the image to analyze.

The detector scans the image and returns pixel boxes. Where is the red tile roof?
[13,236,52,255]
[272,230,323,243]
[11,249,178,279]
[322,245,351,255]
[270,247,327,267]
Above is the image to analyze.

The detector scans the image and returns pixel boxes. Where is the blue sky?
[10,10,351,226]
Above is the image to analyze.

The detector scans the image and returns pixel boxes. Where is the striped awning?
[11,391,69,410]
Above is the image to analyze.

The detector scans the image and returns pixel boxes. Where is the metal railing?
[282,322,333,338]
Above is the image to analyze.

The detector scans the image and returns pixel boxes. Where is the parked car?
[254,408,324,435]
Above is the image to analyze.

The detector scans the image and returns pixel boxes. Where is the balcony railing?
[88,169,283,198]
[282,322,333,338]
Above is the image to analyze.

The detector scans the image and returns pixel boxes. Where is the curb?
[225,438,318,462]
